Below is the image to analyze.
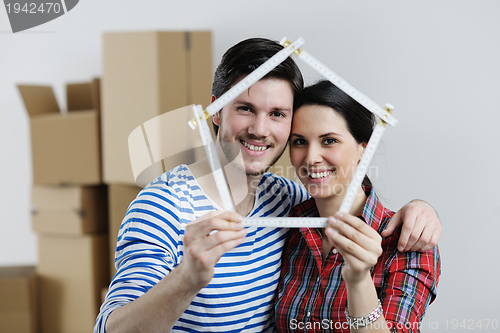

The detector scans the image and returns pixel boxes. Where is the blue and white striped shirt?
[95,165,308,332]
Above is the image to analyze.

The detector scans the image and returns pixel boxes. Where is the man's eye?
[238,106,251,112]
[271,111,285,118]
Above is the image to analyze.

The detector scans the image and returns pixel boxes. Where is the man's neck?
[189,157,263,217]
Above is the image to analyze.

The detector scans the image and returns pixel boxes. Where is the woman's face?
[290,105,366,199]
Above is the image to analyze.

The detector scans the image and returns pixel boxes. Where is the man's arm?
[381,199,442,252]
[104,211,246,333]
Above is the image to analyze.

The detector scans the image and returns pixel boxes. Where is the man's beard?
[217,131,286,177]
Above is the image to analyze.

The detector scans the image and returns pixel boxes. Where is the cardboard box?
[102,31,212,185]
[18,79,102,185]
[108,184,141,278]
[0,266,39,333]
[37,234,108,333]
[128,104,208,187]
[32,185,108,235]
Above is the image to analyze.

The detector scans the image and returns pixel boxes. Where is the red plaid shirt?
[275,187,440,333]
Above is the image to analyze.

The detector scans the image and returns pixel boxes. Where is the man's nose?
[248,114,271,138]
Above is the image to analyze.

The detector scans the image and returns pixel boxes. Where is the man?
[95,38,441,332]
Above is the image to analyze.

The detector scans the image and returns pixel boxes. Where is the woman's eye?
[323,138,337,145]
[292,138,307,146]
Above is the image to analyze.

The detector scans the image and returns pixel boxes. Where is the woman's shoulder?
[361,186,395,232]
[288,197,318,218]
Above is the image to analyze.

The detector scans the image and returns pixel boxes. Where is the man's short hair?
[211,38,304,136]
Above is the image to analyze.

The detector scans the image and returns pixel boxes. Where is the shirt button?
[332,248,338,254]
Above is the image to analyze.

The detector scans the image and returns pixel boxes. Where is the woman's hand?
[325,212,382,285]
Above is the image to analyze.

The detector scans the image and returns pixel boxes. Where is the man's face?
[212,78,294,176]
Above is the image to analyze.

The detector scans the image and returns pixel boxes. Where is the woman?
[275,80,440,332]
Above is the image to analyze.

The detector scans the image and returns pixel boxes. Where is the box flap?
[66,83,92,111]
[66,78,100,112]
[17,85,60,117]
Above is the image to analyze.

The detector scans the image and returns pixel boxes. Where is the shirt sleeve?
[94,184,182,333]
[381,245,441,333]
[282,177,310,208]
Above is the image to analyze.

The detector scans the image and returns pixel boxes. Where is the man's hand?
[105,210,247,333]
[381,200,441,252]
[180,210,247,289]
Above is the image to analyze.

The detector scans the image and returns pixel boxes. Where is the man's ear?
[211,95,220,126]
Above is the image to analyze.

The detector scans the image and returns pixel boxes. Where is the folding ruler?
[189,37,397,228]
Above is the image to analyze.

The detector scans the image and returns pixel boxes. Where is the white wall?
[1,0,499,330]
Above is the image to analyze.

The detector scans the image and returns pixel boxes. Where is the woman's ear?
[358,142,367,162]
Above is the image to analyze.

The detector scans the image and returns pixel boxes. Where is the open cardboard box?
[18,79,102,185]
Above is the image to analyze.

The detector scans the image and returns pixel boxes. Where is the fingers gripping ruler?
[189,37,398,228]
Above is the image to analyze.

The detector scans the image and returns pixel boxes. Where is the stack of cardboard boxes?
[7,29,298,333]
[16,78,109,333]
[11,31,217,333]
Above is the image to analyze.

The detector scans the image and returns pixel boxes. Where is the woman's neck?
[315,186,368,218]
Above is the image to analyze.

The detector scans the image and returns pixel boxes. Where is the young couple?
[95,38,440,333]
